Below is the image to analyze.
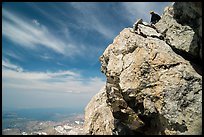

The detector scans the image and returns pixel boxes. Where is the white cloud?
[2,9,81,57]
[121,2,171,24]
[27,2,69,30]
[69,2,116,39]
[40,54,53,60]
[3,50,24,61]
[2,59,23,72]
[26,3,77,42]
[121,2,152,23]
[57,62,66,66]
[2,60,105,94]
[32,19,40,26]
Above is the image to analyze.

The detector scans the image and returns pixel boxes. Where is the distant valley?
[2,108,84,135]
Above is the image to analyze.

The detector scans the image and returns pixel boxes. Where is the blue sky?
[2,2,171,111]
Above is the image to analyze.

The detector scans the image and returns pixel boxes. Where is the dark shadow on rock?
[170,46,202,75]
[138,113,188,135]
[172,2,202,76]
[171,122,188,132]
[113,119,143,135]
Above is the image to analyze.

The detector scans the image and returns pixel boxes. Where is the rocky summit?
[83,2,202,135]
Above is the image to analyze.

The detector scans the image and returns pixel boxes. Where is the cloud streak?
[69,2,117,39]
[121,2,171,24]
[2,9,82,57]
[2,59,105,94]
[2,59,23,72]
[3,50,24,61]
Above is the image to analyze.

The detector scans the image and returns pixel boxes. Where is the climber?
[150,11,161,25]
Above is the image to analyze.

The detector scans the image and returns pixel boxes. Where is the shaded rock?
[83,86,114,135]
[155,2,202,61]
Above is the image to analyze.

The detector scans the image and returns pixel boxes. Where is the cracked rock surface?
[155,2,202,61]
[83,86,114,135]
[83,2,202,135]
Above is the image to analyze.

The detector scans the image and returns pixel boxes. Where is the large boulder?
[155,2,202,62]
[84,2,202,135]
[99,26,202,135]
[83,86,114,135]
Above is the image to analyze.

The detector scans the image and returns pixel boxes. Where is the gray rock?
[84,2,202,135]
[99,26,202,135]
[155,2,202,61]
[83,86,115,135]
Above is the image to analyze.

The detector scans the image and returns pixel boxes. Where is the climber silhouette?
[150,11,161,25]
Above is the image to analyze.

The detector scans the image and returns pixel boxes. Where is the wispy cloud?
[40,54,53,60]
[26,3,70,31]
[121,2,171,24]
[32,19,40,26]
[2,9,81,57]
[2,59,23,72]
[121,2,152,23]
[3,50,24,61]
[2,59,105,94]
[69,2,117,39]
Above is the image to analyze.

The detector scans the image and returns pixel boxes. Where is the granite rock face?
[155,2,202,62]
[84,2,202,135]
[83,86,114,135]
